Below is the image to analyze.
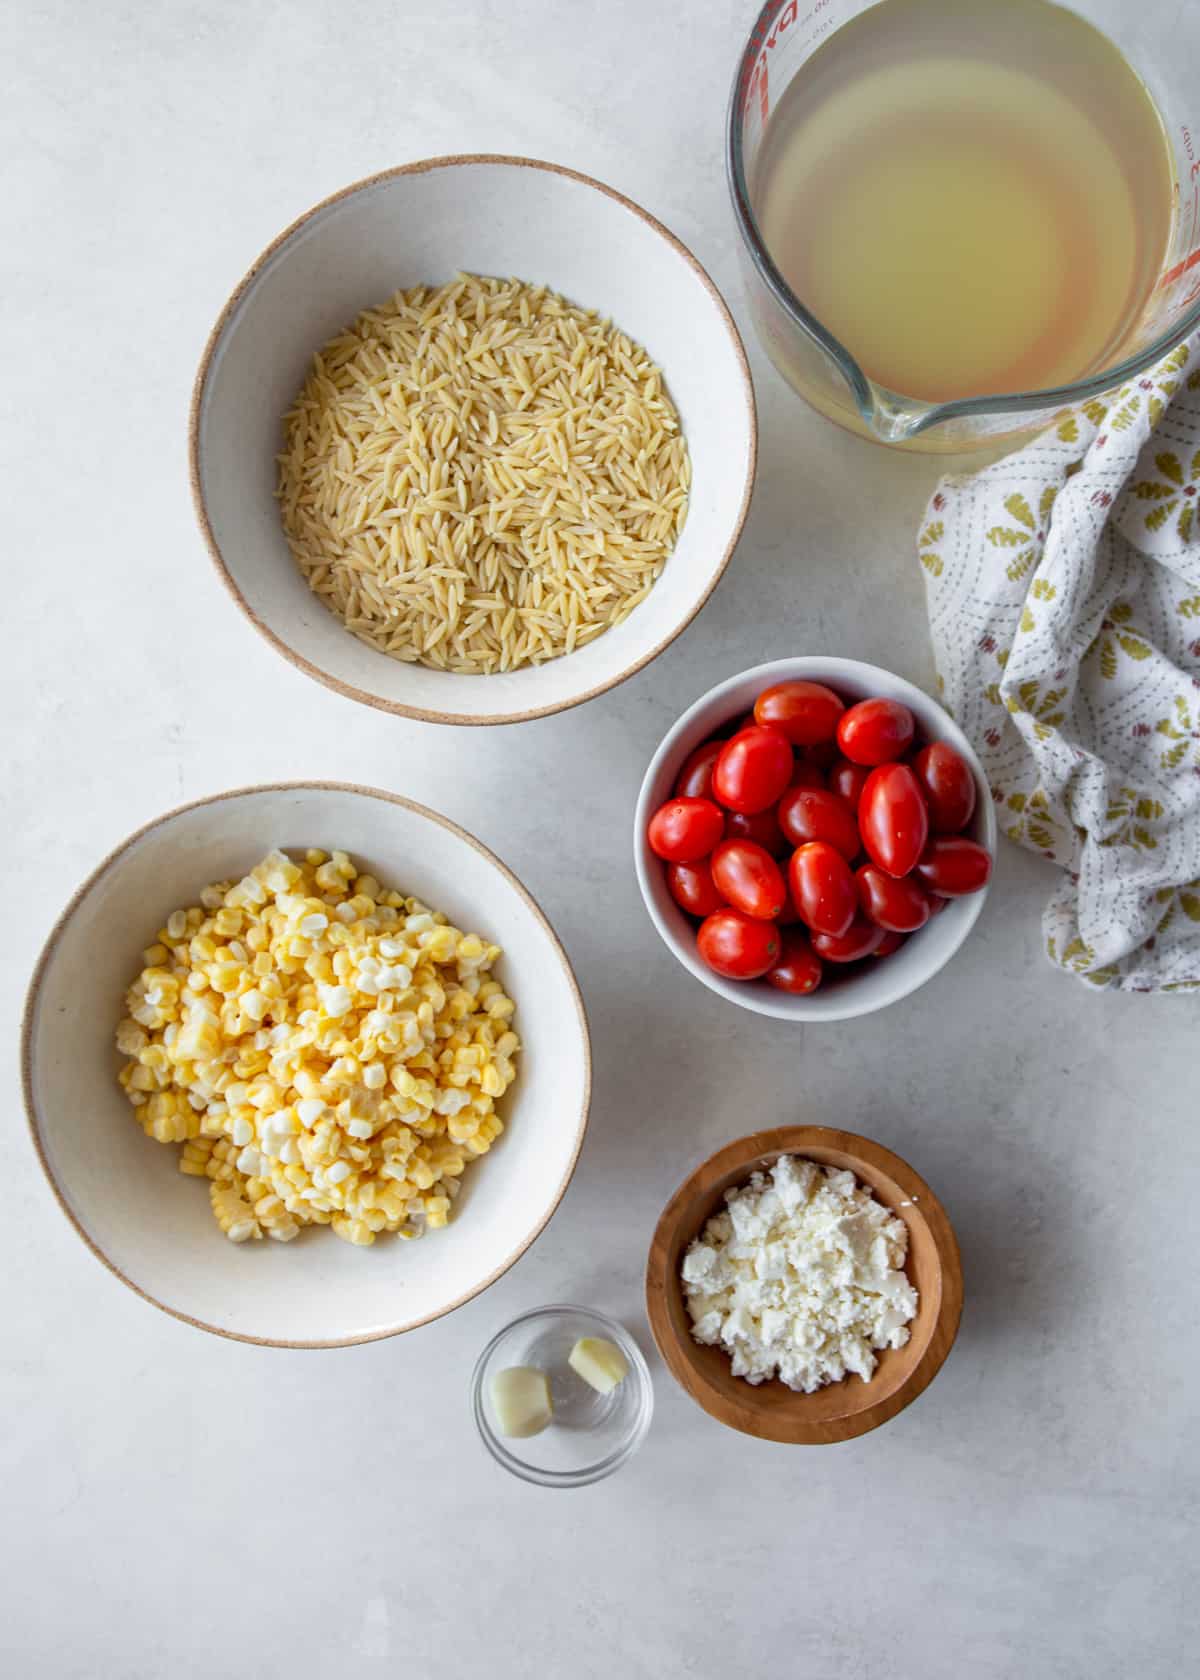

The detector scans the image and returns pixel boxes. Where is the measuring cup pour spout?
[867,389,934,444]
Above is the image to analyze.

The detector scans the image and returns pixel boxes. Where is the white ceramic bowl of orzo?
[190,155,756,725]
[21,783,591,1345]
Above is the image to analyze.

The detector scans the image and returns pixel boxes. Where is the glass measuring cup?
[728,0,1200,451]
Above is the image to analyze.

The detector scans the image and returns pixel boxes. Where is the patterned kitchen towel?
[919,333,1200,991]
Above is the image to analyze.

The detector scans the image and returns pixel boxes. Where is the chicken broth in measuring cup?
[751,0,1176,406]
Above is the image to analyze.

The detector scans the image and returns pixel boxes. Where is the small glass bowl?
[471,1304,654,1487]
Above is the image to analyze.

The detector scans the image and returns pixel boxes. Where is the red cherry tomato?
[811,917,885,962]
[697,909,781,980]
[787,842,857,938]
[829,758,870,811]
[856,864,932,932]
[916,837,993,897]
[873,930,906,957]
[674,739,724,801]
[725,805,789,858]
[647,796,725,862]
[912,741,978,833]
[712,726,793,814]
[777,787,860,861]
[717,711,757,738]
[711,840,787,921]
[666,860,725,919]
[858,763,929,878]
[753,680,845,747]
[766,932,824,994]
[836,697,916,765]
[788,760,827,791]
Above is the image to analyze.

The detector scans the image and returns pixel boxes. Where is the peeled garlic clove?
[568,1335,628,1395]
[490,1366,553,1438]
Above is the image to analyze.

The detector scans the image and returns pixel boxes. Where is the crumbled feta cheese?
[680,1155,919,1393]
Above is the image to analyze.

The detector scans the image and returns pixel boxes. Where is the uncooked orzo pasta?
[276,273,690,674]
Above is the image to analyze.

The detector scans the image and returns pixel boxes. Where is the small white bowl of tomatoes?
[634,658,997,1020]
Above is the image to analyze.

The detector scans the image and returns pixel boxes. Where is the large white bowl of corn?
[21,783,591,1345]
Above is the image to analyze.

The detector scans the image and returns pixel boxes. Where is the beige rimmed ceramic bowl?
[189,154,757,726]
[21,783,591,1346]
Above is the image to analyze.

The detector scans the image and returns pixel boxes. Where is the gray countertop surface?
[5,3,1194,1675]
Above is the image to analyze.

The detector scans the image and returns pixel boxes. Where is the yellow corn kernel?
[446,990,475,1022]
[210,1182,261,1243]
[241,989,269,1023]
[177,1018,221,1061]
[143,1095,199,1145]
[432,1145,465,1178]
[332,1215,375,1247]
[116,1024,148,1060]
[421,927,457,964]
[179,1137,215,1176]
[424,1196,451,1229]
[202,1140,232,1183]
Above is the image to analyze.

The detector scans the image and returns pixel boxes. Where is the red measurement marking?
[1159,246,1200,289]
[738,0,804,117]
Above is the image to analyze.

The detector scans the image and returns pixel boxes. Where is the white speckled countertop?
[4,3,1196,1674]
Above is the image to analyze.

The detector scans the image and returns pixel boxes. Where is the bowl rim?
[633,656,998,1020]
[20,779,593,1349]
[645,1124,964,1443]
[187,152,759,727]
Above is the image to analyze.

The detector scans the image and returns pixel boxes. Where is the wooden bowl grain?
[645,1126,963,1444]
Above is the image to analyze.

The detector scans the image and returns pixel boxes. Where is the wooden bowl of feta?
[645,1126,962,1443]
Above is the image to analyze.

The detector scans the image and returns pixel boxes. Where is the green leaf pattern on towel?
[916,333,1200,991]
